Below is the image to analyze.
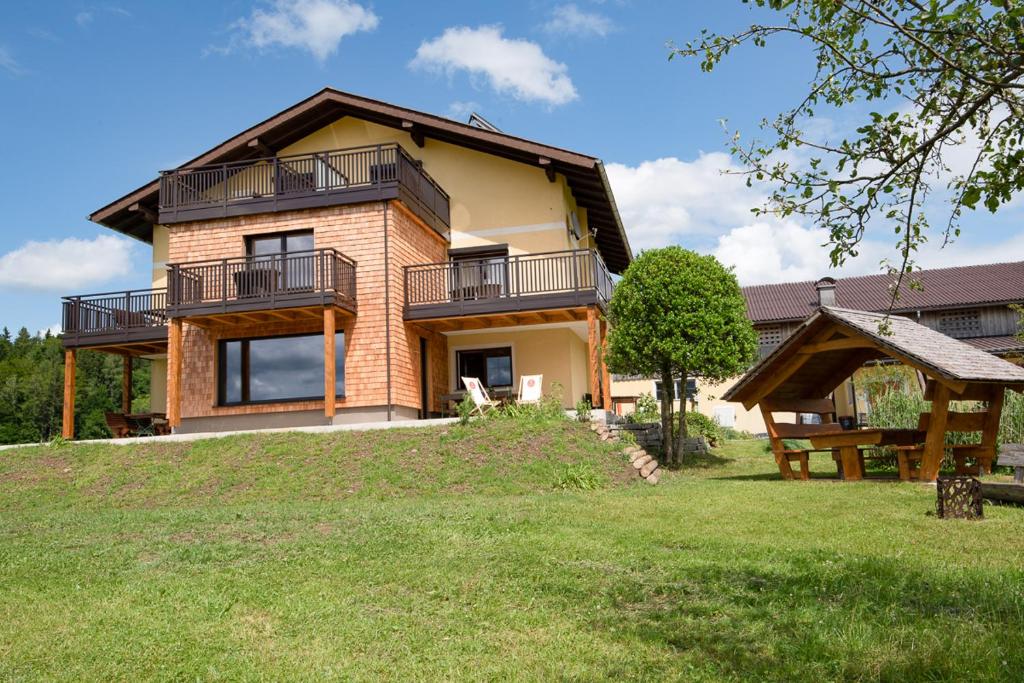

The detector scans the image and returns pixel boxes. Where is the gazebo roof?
[724,307,1024,409]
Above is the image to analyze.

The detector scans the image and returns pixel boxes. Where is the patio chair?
[461,377,499,416]
[517,374,543,405]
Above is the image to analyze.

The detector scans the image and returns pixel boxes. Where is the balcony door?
[247,231,315,293]
[448,245,508,301]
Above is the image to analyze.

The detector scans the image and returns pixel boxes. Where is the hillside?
[2,420,1024,681]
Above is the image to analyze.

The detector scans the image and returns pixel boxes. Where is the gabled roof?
[89,87,633,272]
[744,261,1024,323]
[724,307,1024,407]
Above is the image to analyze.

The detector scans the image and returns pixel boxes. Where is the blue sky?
[1,1,1022,336]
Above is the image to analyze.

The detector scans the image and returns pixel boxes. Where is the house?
[60,88,632,437]
[612,261,1024,434]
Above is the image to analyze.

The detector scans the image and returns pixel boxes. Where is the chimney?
[815,277,837,308]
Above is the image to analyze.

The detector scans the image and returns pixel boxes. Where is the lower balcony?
[61,288,168,353]
[403,249,613,324]
[167,248,356,325]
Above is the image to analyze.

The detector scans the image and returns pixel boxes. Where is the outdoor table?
[126,413,169,436]
[808,428,925,481]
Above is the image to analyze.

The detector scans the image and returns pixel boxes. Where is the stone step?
[632,454,653,470]
[645,471,660,485]
[640,460,659,478]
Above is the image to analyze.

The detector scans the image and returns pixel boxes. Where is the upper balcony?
[404,249,614,323]
[167,248,357,322]
[61,288,168,351]
[158,143,451,236]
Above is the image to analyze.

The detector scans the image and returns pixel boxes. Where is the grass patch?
[2,427,1023,680]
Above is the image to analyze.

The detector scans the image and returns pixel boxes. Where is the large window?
[449,245,509,300]
[457,347,512,389]
[219,332,345,405]
[653,377,697,402]
[245,230,315,292]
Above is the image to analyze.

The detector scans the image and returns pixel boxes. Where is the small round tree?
[605,247,757,465]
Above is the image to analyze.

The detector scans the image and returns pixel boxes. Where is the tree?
[673,1,1024,306]
[605,247,757,465]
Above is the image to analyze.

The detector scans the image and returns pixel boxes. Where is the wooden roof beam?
[402,120,426,148]
[538,157,556,183]
[247,137,274,156]
[128,202,157,224]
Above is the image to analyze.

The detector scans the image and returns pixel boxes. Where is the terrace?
[404,249,614,325]
[166,248,356,325]
[61,288,168,354]
[158,143,451,236]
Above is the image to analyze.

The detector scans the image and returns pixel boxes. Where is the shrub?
[575,398,592,423]
[720,426,755,441]
[553,462,604,491]
[629,393,660,424]
[685,411,723,447]
[456,396,475,426]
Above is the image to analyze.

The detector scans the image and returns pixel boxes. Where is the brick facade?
[167,200,447,420]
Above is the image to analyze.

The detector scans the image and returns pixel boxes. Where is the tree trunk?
[674,370,688,463]
[660,365,675,465]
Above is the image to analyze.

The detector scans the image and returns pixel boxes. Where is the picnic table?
[808,427,925,481]
[126,413,170,436]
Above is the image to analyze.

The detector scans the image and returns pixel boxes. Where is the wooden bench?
[760,398,848,481]
[893,412,997,480]
[998,444,1024,484]
[104,412,132,438]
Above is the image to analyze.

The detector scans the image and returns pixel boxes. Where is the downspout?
[383,201,392,421]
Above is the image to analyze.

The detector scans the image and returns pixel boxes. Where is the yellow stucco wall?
[151,225,169,289]
[150,357,167,413]
[279,118,586,256]
[446,326,589,407]
[611,376,778,434]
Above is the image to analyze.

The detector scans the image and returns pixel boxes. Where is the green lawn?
[2,419,1023,681]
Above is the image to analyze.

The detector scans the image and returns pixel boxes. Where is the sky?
[1,1,1022,337]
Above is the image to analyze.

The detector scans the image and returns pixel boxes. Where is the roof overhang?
[89,88,634,272]
[724,307,1024,410]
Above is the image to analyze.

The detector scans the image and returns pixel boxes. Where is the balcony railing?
[404,249,613,320]
[158,143,451,234]
[61,288,168,347]
[167,248,356,317]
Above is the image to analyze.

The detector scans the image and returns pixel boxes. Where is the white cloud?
[447,100,481,121]
[411,25,578,106]
[606,152,1024,286]
[0,235,137,291]
[38,324,62,338]
[542,4,615,37]
[75,11,94,27]
[229,0,379,62]
[0,47,25,76]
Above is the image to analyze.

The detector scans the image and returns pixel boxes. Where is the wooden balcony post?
[587,305,600,408]
[599,317,612,412]
[167,319,183,429]
[62,350,76,440]
[122,354,133,414]
[324,307,337,419]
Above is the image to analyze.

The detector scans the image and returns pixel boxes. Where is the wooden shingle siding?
[169,200,446,420]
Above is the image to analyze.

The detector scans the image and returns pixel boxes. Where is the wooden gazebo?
[723,307,1024,482]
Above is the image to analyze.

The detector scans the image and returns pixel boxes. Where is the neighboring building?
[61,88,632,437]
[613,261,1024,434]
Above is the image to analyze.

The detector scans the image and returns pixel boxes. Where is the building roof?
[744,261,1024,323]
[724,307,1024,407]
[89,87,633,273]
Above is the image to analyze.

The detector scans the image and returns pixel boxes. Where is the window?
[653,378,697,402]
[457,347,512,389]
[218,332,345,405]
[449,245,509,299]
[246,231,315,292]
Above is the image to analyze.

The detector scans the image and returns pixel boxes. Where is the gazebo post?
[920,382,952,481]
[979,386,1006,474]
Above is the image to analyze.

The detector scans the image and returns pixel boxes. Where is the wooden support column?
[978,385,1006,474]
[324,307,336,419]
[587,306,599,407]
[919,382,952,481]
[167,319,183,429]
[62,350,76,439]
[122,354,133,414]
[599,317,612,412]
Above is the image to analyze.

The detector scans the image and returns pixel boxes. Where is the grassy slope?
[2,422,1023,681]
